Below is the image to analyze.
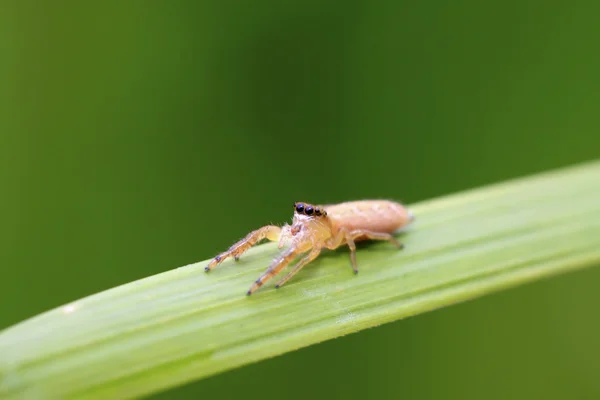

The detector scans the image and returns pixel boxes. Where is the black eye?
[315,208,321,216]
[305,206,314,215]
[295,203,304,213]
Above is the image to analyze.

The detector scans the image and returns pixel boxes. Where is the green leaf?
[2,160,600,399]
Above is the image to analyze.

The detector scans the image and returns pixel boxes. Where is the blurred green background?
[2,2,600,399]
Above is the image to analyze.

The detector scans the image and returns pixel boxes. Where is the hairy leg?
[324,228,347,250]
[324,228,358,273]
[277,224,291,249]
[206,225,281,271]
[348,230,403,249]
[275,246,322,289]
[325,228,403,274]
[346,236,358,273]
[246,247,301,295]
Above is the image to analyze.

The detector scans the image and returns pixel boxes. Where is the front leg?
[274,246,322,289]
[246,247,301,295]
[206,225,281,271]
[277,224,292,249]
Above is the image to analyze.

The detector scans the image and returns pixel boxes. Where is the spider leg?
[346,229,404,273]
[277,224,292,249]
[246,247,301,295]
[349,229,403,249]
[274,246,322,289]
[324,228,358,273]
[346,236,358,273]
[325,228,403,274]
[206,225,281,271]
[324,228,347,249]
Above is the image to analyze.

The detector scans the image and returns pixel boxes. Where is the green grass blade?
[2,160,600,399]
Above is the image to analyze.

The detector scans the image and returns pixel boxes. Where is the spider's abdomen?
[325,200,413,236]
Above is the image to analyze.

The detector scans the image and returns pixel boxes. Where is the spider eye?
[315,208,321,216]
[305,205,314,215]
[295,203,304,213]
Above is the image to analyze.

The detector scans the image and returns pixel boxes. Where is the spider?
[205,200,414,295]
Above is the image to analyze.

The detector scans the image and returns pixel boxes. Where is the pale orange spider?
[205,200,414,295]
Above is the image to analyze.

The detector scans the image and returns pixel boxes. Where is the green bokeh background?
[2,2,600,399]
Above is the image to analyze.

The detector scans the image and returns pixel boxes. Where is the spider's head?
[289,202,331,244]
